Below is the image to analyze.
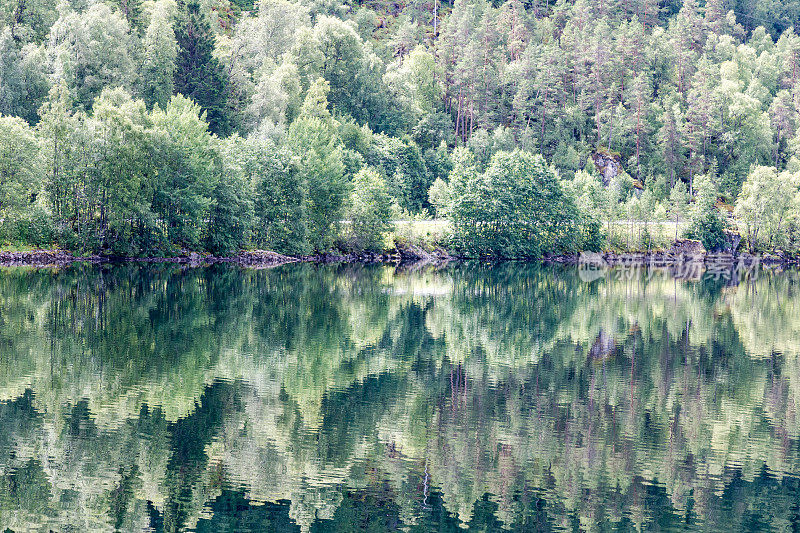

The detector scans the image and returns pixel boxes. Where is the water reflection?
[0,263,799,531]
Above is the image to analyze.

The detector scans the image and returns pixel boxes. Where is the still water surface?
[0,262,799,531]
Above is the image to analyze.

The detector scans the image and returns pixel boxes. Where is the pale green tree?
[668,180,690,240]
[140,0,177,110]
[47,3,134,110]
[0,115,42,240]
[347,167,393,252]
[149,95,216,250]
[287,78,347,252]
[0,29,50,124]
[734,166,800,251]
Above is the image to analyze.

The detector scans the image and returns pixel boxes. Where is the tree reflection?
[0,263,798,530]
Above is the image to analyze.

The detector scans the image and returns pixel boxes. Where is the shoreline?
[0,245,797,268]
[0,245,454,268]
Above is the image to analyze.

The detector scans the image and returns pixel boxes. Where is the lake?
[0,262,799,531]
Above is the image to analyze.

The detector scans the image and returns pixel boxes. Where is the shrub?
[347,168,393,252]
[449,149,583,258]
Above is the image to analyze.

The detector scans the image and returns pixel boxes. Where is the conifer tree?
[174,0,231,135]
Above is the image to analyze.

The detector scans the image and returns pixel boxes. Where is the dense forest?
[1,0,800,256]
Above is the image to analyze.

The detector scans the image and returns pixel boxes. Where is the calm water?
[0,262,799,532]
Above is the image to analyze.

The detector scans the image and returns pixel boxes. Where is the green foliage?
[449,149,582,258]
[47,3,134,110]
[140,0,177,111]
[0,0,56,42]
[174,0,232,136]
[2,0,800,256]
[0,29,49,124]
[288,79,348,253]
[234,133,308,255]
[686,209,727,252]
[734,166,800,251]
[365,134,432,213]
[292,16,398,133]
[0,115,45,243]
[346,167,393,252]
[206,139,254,255]
[150,95,216,251]
[427,177,451,218]
[0,115,41,215]
[685,174,727,251]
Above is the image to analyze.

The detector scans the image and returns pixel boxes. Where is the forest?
[2,0,800,257]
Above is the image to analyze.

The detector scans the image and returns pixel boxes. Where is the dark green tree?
[174,0,232,136]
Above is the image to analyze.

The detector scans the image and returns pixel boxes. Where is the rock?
[591,151,623,185]
[0,250,89,266]
[227,250,298,267]
[665,239,706,259]
[722,230,741,254]
[395,242,451,264]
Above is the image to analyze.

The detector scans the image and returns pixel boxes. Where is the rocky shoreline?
[0,244,453,268]
[546,239,799,267]
[0,240,796,268]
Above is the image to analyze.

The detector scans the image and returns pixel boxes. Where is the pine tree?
[658,101,684,188]
[113,0,144,32]
[174,0,231,136]
[627,73,651,179]
[769,89,796,166]
[703,0,728,36]
[684,67,715,182]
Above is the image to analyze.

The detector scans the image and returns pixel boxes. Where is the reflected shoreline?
[0,263,799,531]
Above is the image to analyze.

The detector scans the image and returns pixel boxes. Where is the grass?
[390,219,691,255]
[602,220,690,252]
[390,219,451,250]
[0,243,50,252]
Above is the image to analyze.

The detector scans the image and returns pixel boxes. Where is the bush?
[346,168,393,253]
[449,149,583,258]
[686,210,727,252]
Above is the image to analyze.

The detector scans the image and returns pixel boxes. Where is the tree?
[110,0,144,31]
[658,101,684,188]
[37,82,88,247]
[47,3,134,110]
[292,16,395,133]
[149,95,216,250]
[769,90,796,167]
[206,138,254,255]
[0,29,49,124]
[246,61,302,130]
[140,0,177,110]
[365,134,432,213]
[427,177,452,218]
[87,88,154,254]
[449,149,581,258]
[384,45,442,123]
[174,0,231,136]
[0,114,42,240]
[233,131,307,254]
[625,73,652,179]
[668,180,689,240]
[1,0,57,43]
[686,173,726,251]
[347,167,393,252]
[734,166,799,251]
[287,78,348,252]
